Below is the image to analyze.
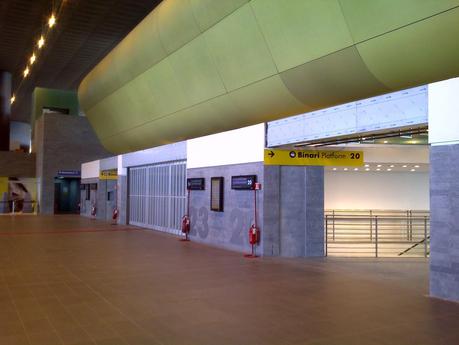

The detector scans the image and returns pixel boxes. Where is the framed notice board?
[210,177,224,212]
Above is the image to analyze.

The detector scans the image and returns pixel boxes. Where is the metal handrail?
[0,200,38,214]
[325,210,430,258]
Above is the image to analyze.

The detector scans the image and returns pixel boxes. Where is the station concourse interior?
[1,1,459,344]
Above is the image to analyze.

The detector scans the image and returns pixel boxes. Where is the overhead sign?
[57,170,81,177]
[100,169,118,180]
[264,149,364,167]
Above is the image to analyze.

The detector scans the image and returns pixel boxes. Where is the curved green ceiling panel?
[357,7,459,90]
[250,0,354,72]
[280,47,390,109]
[78,0,459,153]
[204,5,277,91]
[339,0,459,42]
[190,0,249,31]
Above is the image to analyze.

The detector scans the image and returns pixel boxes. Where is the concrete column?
[430,145,459,302]
[263,165,324,257]
[117,175,128,225]
[0,71,12,151]
[428,78,459,302]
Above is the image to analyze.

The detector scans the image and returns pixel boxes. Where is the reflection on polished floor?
[1,216,459,345]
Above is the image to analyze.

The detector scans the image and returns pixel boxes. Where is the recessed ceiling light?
[377,164,382,168]
[30,53,36,65]
[10,95,15,104]
[383,140,388,144]
[411,169,416,172]
[48,14,56,28]
[387,168,392,171]
[390,165,394,168]
[23,67,29,77]
[365,168,370,171]
[37,36,45,48]
[376,168,381,171]
[414,165,420,168]
[402,165,407,168]
[344,168,348,171]
[354,168,359,171]
[364,164,369,167]
[332,168,337,171]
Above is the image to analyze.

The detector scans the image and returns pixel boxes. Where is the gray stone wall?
[80,177,98,218]
[264,165,324,257]
[117,175,128,225]
[430,144,459,302]
[0,151,36,177]
[187,163,324,257]
[187,162,264,255]
[35,114,111,214]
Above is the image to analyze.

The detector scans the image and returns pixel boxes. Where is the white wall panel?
[428,77,459,146]
[81,160,100,179]
[187,124,265,169]
[325,171,429,210]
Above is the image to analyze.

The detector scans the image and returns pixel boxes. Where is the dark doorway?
[54,177,80,214]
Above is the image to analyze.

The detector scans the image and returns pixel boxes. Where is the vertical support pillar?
[268,165,324,257]
[305,166,325,256]
[0,71,12,151]
[428,78,459,302]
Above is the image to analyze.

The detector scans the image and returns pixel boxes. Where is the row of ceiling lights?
[332,164,421,172]
[10,12,58,105]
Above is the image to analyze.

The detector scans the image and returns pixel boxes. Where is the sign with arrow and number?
[264,149,364,167]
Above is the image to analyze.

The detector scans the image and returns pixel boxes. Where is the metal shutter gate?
[128,161,186,235]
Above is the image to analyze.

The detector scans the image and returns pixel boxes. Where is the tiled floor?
[1,215,459,345]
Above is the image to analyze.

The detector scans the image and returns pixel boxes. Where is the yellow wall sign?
[100,169,118,180]
[264,149,364,167]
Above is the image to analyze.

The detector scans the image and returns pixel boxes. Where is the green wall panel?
[227,75,307,124]
[190,0,249,31]
[358,7,459,90]
[280,47,389,109]
[340,0,459,42]
[205,4,277,91]
[78,0,459,153]
[250,0,354,72]
[157,0,202,54]
[168,36,226,106]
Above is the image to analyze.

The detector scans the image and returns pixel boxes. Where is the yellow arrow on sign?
[264,149,364,167]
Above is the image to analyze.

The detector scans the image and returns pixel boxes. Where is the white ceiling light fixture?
[48,14,56,28]
[37,36,45,49]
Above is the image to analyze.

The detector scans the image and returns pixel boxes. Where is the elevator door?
[129,161,186,235]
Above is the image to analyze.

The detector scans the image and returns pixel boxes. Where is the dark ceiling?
[0,0,162,123]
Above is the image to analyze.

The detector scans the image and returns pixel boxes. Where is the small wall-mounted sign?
[100,169,118,180]
[57,170,81,177]
[187,178,205,190]
[231,175,257,190]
